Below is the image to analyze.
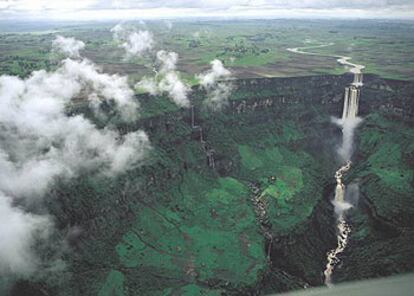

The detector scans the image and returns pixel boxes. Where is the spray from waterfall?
[324,65,363,287]
[287,42,364,286]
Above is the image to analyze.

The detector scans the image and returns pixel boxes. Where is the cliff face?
[10,74,414,296]
[332,83,414,283]
[265,186,337,292]
[358,76,414,119]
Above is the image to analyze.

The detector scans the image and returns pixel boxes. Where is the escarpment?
[24,74,414,296]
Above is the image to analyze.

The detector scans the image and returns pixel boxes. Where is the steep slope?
[8,74,414,296]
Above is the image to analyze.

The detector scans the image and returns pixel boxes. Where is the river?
[287,43,364,286]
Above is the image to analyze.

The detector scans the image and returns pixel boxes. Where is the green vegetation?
[1,20,413,296]
[98,270,125,296]
[334,110,414,283]
[112,171,266,293]
[34,74,349,295]
[1,19,413,80]
[356,112,414,223]
[161,284,223,296]
[238,143,314,230]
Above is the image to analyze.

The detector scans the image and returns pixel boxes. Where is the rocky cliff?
[9,74,414,296]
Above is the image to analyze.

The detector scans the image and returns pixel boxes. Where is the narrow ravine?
[323,162,353,286]
[248,182,273,256]
[287,43,364,286]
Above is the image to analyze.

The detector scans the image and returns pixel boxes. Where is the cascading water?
[324,60,363,287]
[287,43,364,286]
[323,161,353,287]
[342,86,360,120]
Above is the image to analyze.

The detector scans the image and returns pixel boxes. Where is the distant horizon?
[1,0,413,22]
[1,16,414,24]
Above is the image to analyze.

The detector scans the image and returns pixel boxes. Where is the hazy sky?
[0,0,413,20]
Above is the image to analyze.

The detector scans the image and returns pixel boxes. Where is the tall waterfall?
[324,65,363,286]
[341,86,360,120]
[286,43,364,287]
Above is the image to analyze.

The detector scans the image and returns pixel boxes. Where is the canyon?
[7,73,414,296]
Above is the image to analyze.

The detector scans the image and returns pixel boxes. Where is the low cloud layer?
[136,50,190,108]
[52,35,85,58]
[137,57,234,110]
[0,193,52,275]
[1,0,413,20]
[197,59,233,110]
[111,24,154,58]
[0,36,150,276]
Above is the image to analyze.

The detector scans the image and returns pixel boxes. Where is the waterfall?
[353,72,363,87]
[324,161,353,286]
[286,43,364,286]
[324,215,351,287]
[342,86,360,120]
[324,66,363,286]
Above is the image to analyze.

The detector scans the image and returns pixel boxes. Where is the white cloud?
[0,193,52,275]
[197,59,233,110]
[0,39,150,276]
[198,59,231,88]
[157,50,178,73]
[63,58,139,120]
[1,0,413,20]
[0,0,99,11]
[111,24,154,58]
[107,131,149,174]
[158,71,190,108]
[135,77,158,95]
[52,35,85,58]
[88,0,414,10]
[136,50,190,108]
[0,57,148,198]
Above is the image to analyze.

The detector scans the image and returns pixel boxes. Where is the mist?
[0,36,150,276]
[111,24,154,58]
[136,50,191,108]
[52,35,85,58]
[197,59,233,110]
[126,27,234,110]
[332,116,362,162]
[345,182,360,206]
[0,193,52,275]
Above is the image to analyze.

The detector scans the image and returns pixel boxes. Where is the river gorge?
[6,72,413,295]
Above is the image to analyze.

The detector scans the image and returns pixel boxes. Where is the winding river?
[287,43,364,286]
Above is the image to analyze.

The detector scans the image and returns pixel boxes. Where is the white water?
[287,43,364,286]
[342,86,360,120]
[324,162,353,286]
